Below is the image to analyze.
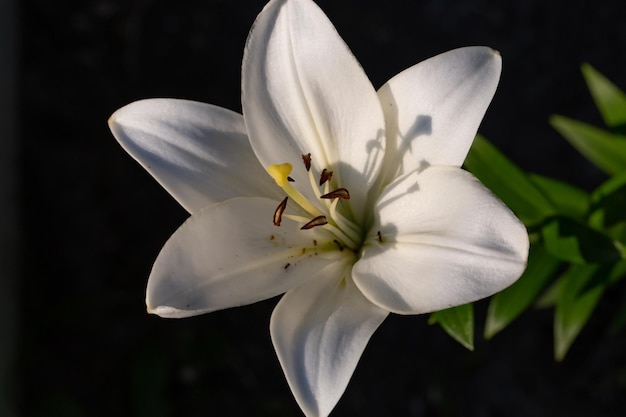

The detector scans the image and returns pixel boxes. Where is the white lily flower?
[108,0,529,416]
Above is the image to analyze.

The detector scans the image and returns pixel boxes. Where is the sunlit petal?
[242,0,385,224]
[147,197,346,318]
[377,47,501,184]
[271,270,388,417]
[109,98,281,213]
[353,166,528,314]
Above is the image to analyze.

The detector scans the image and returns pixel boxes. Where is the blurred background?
[4,0,626,415]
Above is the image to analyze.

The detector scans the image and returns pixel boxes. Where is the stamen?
[268,156,361,251]
[300,215,328,230]
[377,230,383,243]
[284,214,312,223]
[308,166,322,199]
[328,199,361,245]
[302,153,312,171]
[321,188,350,200]
[273,197,288,226]
[319,169,333,186]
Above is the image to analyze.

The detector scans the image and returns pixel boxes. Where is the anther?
[273,197,288,226]
[287,176,295,182]
[319,169,333,186]
[320,188,350,200]
[377,230,383,243]
[302,153,312,172]
[300,215,328,230]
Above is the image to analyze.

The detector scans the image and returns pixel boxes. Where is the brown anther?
[273,197,288,226]
[300,215,328,230]
[319,169,334,186]
[320,188,350,200]
[377,230,383,243]
[287,176,295,182]
[302,153,312,171]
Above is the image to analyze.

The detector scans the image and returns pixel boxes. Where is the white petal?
[242,0,385,224]
[376,47,501,185]
[271,270,388,417]
[147,197,346,318]
[353,166,528,315]
[109,98,281,213]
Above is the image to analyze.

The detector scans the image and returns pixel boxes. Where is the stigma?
[268,163,293,186]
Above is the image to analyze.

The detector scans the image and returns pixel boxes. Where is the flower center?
[268,154,362,251]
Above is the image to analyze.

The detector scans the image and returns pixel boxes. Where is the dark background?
[16,0,626,416]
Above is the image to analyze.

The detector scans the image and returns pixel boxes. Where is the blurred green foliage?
[432,64,626,361]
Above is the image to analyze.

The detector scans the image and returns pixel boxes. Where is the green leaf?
[542,217,625,264]
[465,135,556,225]
[528,174,590,219]
[484,244,561,339]
[429,303,474,351]
[589,172,626,241]
[581,63,626,129]
[608,259,626,286]
[534,277,564,308]
[555,263,617,361]
[550,115,626,176]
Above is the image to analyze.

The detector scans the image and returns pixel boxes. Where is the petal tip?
[466,45,502,68]
[146,304,198,319]
[146,303,167,316]
[107,105,131,139]
[107,106,123,129]
[489,47,502,65]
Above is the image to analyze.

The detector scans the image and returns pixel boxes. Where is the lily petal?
[376,47,501,185]
[109,98,281,213]
[353,166,528,315]
[271,270,388,417]
[242,0,385,224]
[147,197,345,318]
